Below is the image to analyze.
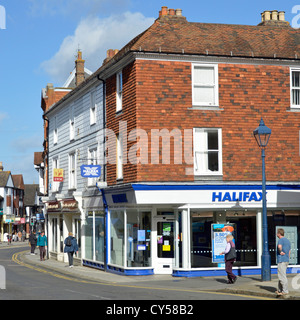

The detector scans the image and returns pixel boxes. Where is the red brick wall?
[106,59,300,185]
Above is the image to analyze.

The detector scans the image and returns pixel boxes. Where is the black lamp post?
[253,118,272,281]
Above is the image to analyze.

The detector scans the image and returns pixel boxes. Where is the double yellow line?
[12,250,276,300]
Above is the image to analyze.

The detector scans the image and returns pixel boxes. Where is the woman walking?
[221,234,237,284]
[37,230,48,261]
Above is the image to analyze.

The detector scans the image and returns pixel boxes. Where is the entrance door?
[153,219,175,274]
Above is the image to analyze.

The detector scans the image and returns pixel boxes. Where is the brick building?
[41,7,300,276]
[97,7,300,276]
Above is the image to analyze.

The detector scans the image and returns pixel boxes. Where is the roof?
[24,184,40,206]
[114,15,300,61]
[44,10,300,114]
[11,174,25,190]
[0,171,11,188]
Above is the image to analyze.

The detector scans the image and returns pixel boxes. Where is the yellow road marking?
[12,250,276,300]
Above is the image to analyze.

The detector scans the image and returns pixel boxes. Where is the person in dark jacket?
[29,230,38,255]
[221,234,237,284]
[64,232,79,268]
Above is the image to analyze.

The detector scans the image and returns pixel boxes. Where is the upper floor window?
[192,64,219,107]
[69,152,76,189]
[70,105,75,141]
[52,157,59,192]
[88,146,98,186]
[116,71,123,112]
[193,128,222,176]
[90,91,96,125]
[291,68,300,108]
[53,116,58,145]
[116,134,123,180]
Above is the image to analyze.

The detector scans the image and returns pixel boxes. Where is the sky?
[0,0,297,184]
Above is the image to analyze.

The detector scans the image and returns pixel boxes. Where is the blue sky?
[0,0,297,184]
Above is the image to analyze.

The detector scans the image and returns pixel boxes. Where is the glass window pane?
[293,71,300,88]
[194,66,214,84]
[194,86,215,104]
[208,131,218,150]
[127,210,151,267]
[110,211,124,266]
[85,213,93,260]
[95,212,105,262]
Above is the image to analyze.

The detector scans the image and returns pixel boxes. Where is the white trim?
[193,127,223,176]
[192,63,219,107]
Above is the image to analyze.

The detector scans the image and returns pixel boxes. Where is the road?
[0,245,271,305]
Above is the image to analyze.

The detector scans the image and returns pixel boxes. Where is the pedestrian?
[276,228,291,296]
[64,232,78,268]
[221,234,237,284]
[22,230,26,242]
[29,230,37,255]
[37,230,47,261]
[18,230,22,242]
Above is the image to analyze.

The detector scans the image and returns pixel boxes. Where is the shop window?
[85,212,94,260]
[110,211,124,266]
[84,211,104,262]
[190,212,257,268]
[95,212,105,262]
[51,218,57,253]
[127,210,151,267]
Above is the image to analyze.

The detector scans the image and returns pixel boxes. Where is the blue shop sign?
[80,165,101,178]
[212,191,263,202]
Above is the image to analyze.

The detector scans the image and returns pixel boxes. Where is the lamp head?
[253,118,271,148]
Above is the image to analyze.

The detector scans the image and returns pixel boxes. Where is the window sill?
[194,175,223,181]
[287,107,300,112]
[116,110,123,116]
[189,106,223,111]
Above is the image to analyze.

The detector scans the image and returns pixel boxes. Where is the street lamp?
[253,118,271,281]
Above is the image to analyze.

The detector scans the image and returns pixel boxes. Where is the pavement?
[2,241,300,300]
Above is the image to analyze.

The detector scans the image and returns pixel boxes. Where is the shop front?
[94,183,300,276]
[46,199,81,263]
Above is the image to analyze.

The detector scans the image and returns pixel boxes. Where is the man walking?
[276,228,291,296]
[64,232,78,268]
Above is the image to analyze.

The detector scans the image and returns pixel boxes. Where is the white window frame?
[116,71,123,112]
[70,104,75,141]
[53,116,58,145]
[192,63,219,107]
[69,152,77,189]
[193,128,222,176]
[290,68,300,109]
[88,146,98,186]
[90,90,96,125]
[116,134,123,180]
[52,157,59,192]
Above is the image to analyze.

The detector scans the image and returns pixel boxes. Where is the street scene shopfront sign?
[212,191,263,202]
[80,165,101,178]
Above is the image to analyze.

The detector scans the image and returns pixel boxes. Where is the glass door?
[154,219,175,274]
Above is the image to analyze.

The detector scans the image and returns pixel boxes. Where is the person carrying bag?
[221,234,237,284]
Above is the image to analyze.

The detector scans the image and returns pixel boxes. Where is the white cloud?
[40,12,154,84]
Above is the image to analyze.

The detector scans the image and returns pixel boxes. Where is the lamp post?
[253,118,271,281]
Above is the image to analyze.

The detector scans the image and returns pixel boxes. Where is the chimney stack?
[259,10,289,26]
[102,49,119,65]
[158,6,185,20]
[75,50,85,86]
[0,162,3,171]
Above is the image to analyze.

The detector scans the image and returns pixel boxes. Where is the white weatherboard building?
[43,75,106,264]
